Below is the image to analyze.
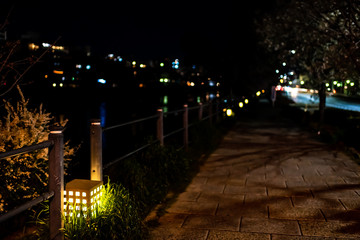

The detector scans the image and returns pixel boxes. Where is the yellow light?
[139,83,144,88]
[82,199,87,204]
[300,80,305,85]
[244,99,249,104]
[226,109,233,117]
[279,79,284,84]
[223,108,227,112]
[132,61,136,66]
[256,91,261,96]
[160,62,164,67]
[262,89,265,93]
[239,102,244,108]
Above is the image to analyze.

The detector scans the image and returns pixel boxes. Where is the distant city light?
[86,65,91,70]
[52,83,56,87]
[256,91,261,96]
[132,61,136,66]
[140,64,146,68]
[244,99,249,104]
[42,43,51,48]
[291,50,296,54]
[53,70,64,75]
[239,102,244,108]
[300,80,305,85]
[282,62,286,66]
[97,79,106,84]
[275,69,279,74]
[172,59,179,69]
[59,83,63,87]
[160,63,164,67]
[76,64,82,69]
[350,82,355,86]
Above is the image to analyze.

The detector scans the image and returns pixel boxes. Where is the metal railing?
[0,126,65,240]
[89,102,221,180]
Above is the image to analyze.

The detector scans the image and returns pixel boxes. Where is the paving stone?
[182,215,241,231]
[217,201,268,218]
[272,234,336,240]
[267,187,312,197]
[166,201,218,215]
[207,230,270,240]
[152,213,188,228]
[149,227,209,240]
[313,189,359,199]
[299,220,360,238]
[321,208,360,222]
[269,206,325,220]
[197,192,244,203]
[176,191,201,202]
[292,197,345,209]
[226,177,247,186]
[187,183,226,193]
[224,185,267,195]
[339,198,360,210]
[241,217,301,235]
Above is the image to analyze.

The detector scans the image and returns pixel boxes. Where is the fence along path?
[0,126,64,240]
[89,102,220,181]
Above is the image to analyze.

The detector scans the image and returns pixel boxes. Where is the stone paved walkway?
[148,103,360,239]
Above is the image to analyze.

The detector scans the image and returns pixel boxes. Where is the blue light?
[86,65,91,70]
[97,79,106,84]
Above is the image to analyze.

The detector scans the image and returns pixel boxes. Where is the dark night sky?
[1,1,275,59]
[2,1,231,57]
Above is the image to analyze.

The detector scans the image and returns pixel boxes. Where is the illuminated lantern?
[64,179,103,217]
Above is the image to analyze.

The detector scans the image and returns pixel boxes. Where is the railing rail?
[91,102,221,175]
[0,191,54,224]
[0,127,64,240]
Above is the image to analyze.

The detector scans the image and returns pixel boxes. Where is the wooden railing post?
[48,126,64,240]
[198,102,203,121]
[157,109,164,146]
[90,119,103,181]
[183,104,189,151]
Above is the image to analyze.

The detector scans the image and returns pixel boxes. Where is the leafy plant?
[0,85,77,214]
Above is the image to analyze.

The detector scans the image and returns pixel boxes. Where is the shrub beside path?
[147,101,360,239]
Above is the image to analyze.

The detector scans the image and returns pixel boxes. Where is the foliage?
[0,85,76,214]
[63,181,144,240]
[256,0,360,86]
[107,142,194,217]
[29,182,144,240]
